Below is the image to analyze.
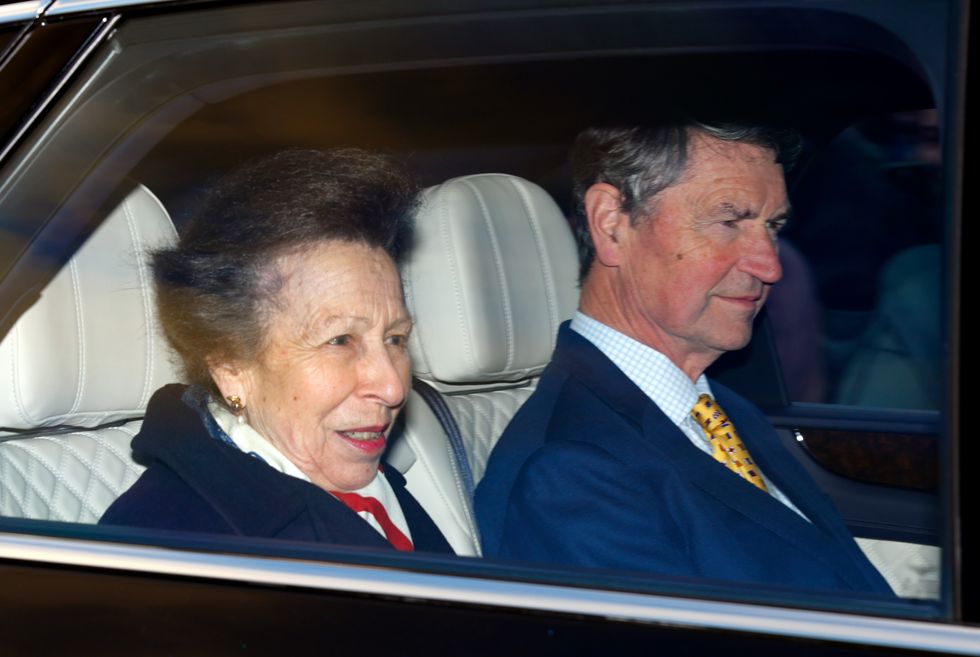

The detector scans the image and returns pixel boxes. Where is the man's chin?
[708,328,755,354]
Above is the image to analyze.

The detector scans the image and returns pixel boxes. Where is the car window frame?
[0,0,972,639]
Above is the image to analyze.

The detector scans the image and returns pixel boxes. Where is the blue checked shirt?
[571,312,807,520]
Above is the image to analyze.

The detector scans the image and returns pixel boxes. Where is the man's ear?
[584,183,630,267]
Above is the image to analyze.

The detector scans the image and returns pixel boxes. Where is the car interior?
[0,165,941,594]
[0,0,951,612]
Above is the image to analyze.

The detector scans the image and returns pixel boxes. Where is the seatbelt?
[412,377,477,501]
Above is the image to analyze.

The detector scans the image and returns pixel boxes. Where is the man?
[475,123,892,595]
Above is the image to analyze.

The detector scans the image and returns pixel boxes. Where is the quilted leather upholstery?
[0,174,577,556]
[444,385,537,484]
[0,426,144,522]
[856,538,940,600]
[0,184,179,522]
[395,174,579,555]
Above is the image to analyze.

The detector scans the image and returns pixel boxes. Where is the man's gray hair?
[569,122,802,280]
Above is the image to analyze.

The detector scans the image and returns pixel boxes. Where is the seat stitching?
[447,397,496,464]
[462,177,515,370]
[69,258,86,414]
[436,187,476,373]
[450,389,535,465]
[24,450,40,515]
[15,432,140,520]
[401,265,431,375]
[1,444,72,522]
[9,325,36,425]
[0,451,27,515]
[89,427,143,483]
[50,439,69,518]
[507,177,561,331]
[123,195,155,408]
[80,434,102,519]
[139,186,180,393]
[33,432,140,495]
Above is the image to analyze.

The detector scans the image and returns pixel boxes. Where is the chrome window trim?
[44,0,176,16]
[0,13,118,166]
[0,1,46,24]
[2,532,979,654]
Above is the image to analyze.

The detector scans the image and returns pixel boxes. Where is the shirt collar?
[570,311,712,427]
[181,385,384,493]
[207,398,313,483]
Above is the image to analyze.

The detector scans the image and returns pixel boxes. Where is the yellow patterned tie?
[691,394,769,492]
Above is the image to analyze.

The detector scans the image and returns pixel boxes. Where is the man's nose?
[738,228,783,284]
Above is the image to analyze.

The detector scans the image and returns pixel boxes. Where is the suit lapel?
[712,383,851,540]
[555,334,873,589]
[550,326,651,430]
[639,396,876,588]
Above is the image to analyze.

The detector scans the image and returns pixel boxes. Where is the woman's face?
[213,240,412,492]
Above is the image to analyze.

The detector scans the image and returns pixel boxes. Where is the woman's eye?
[385,334,408,348]
[327,335,351,346]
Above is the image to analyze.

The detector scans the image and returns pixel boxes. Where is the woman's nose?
[359,346,408,407]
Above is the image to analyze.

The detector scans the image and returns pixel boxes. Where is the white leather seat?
[0,173,581,560]
[0,184,181,522]
[392,173,579,555]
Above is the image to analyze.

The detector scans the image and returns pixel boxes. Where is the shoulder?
[100,461,231,533]
[101,384,232,531]
[512,423,663,512]
[498,431,687,568]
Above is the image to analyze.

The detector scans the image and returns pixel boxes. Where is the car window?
[775,111,944,411]
[0,0,967,642]
[0,14,103,167]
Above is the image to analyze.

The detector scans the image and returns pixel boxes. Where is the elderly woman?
[100,149,452,554]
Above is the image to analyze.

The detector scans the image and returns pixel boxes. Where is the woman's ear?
[584,183,629,267]
[208,359,248,404]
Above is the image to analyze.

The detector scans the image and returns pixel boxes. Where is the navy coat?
[101,384,452,554]
[475,323,892,595]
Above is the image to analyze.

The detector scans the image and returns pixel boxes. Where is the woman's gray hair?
[152,148,419,403]
[570,122,802,280]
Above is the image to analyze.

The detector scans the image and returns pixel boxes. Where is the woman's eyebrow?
[312,313,413,329]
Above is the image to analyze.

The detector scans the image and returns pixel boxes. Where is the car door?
[0,0,976,653]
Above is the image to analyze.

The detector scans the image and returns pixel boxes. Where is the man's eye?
[768,219,787,233]
[327,335,351,346]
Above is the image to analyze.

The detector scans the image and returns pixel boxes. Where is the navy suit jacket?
[101,384,452,554]
[476,324,892,595]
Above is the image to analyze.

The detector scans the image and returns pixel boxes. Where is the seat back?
[392,174,579,554]
[0,184,181,522]
[0,174,579,559]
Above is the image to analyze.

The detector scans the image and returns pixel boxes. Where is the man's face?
[615,133,789,373]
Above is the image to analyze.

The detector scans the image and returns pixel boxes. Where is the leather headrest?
[404,174,579,385]
[0,184,181,430]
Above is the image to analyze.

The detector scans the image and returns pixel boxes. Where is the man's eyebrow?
[771,207,793,223]
[714,202,754,220]
[709,203,793,224]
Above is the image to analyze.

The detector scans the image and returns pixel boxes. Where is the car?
[0,0,976,653]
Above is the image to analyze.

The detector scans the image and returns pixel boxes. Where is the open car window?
[0,0,972,652]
